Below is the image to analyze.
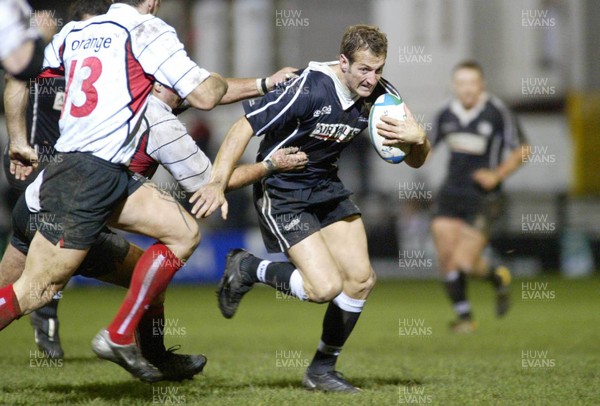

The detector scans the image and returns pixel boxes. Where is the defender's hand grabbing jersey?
[43,3,210,164]
[243,61,399,252]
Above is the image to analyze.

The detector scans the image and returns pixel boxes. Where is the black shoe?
[302,370,361,393]
[30,311,64,359]
[218,249,255,319]
[92,330,163,383]
[494,266,512,317]
[147,345,207,382]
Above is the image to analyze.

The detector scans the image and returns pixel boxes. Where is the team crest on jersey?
[477,121,493,137]
[310,123,362,143]
[313,105,332,117]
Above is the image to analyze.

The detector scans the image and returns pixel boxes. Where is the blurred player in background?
[191,25,430,393]
[0,0,45,78]
[2,0,113,360]
[429,60,529,333]
[1,0,58,176]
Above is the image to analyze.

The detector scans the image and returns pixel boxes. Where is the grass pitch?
[0,277,598,405]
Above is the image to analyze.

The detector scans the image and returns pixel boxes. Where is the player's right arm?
[186,73,228,111]
[190,71,314,218]
[226,147,308,192]
[4,74,37,180]
[190,117,255,219]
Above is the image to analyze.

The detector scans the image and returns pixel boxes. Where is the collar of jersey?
[150,95,173,113]
[449,92,489,127]
[108,3,144,16]
[308,61,360,110]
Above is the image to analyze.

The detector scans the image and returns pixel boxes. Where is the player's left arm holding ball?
[376,106,431,168]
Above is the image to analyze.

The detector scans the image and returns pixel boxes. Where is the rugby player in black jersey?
[190,25,430,393]
[429,61,529,333]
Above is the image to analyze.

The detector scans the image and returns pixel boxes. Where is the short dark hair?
[69,0,111,21]
[453,60,484,78]
[340,24,388,63]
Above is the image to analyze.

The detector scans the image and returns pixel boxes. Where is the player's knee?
[345,268,376,297]
[172,222,200,260]
[307,279,343,303]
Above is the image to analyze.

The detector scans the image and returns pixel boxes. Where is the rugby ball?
[368,93,411,164]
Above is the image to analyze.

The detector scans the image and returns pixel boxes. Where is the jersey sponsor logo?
[312,105,332,117]
[447,132,487,155]
[70,36,113,53]
[309,123,362,143]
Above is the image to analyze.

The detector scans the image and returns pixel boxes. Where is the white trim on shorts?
[260,180,290,252]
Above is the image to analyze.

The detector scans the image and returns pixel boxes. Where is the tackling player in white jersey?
[1,80,307,381]
[0,0,294,383]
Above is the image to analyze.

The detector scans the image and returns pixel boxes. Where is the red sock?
[107,244,183,345]
[0,284,22,331]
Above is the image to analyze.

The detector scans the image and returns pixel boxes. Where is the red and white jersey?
[0,0,39,60]
[42,3,210,164]
[129,96,212,193]
[26,96,212,212]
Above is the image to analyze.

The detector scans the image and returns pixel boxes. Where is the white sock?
[289,270,308,301]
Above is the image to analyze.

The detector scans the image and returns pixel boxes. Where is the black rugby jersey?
[26,71,65,156]
[430,94,527,197]
[243,61,400,190]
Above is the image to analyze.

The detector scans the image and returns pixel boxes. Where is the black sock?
[444,271,471,320]
[240,256,296,295]
[308,299,363,374]
[136,305,166,362]
[486,265,503,288]
[34,296,59,318]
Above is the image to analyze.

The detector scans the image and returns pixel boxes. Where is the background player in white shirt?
[0,0,294,383]
[0,0,44,77]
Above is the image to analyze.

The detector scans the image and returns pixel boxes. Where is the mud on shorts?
[253,180,361,253]
[35,152,145,250]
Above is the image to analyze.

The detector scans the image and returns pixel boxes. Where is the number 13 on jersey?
[64,56,103,118]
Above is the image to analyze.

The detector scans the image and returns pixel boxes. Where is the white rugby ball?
[368,93,411,164]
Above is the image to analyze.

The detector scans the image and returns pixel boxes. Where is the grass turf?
[0,277,598,405]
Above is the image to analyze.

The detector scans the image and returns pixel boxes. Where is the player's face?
[341,50,385,97]
[452,68,485,109]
